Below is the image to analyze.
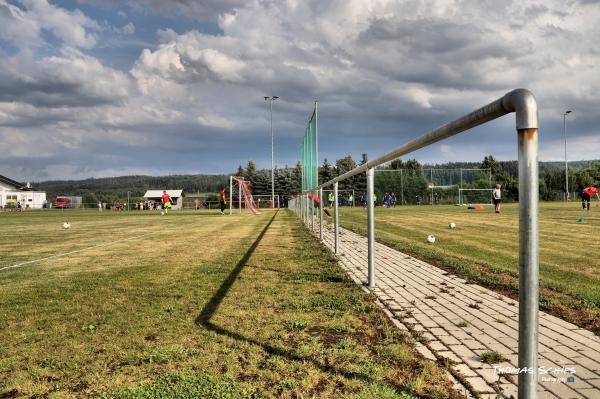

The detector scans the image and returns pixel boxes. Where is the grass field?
[0,209,458,398]
[335,202,600,333]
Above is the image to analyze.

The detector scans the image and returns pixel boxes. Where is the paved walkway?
[309,221,600,399]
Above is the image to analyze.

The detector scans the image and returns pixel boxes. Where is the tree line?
[34,157,598,205]
[238,156,599,203]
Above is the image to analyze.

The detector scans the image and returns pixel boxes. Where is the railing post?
[518,128,539,399]
[311,191,315,231]
[319,188,323,241]
[334,182,339,254]
[367,168,375,288]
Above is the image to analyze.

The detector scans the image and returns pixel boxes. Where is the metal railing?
[288,88,539,398]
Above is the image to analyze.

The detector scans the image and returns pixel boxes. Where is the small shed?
[0,174,47,209]
[143,190,184,210]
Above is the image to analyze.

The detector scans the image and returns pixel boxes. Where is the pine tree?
[319,158,335,184]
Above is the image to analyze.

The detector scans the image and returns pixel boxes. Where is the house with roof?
[143,189,184,210]
[0,174,47,209]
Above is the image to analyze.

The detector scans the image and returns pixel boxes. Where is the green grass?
[335,202,600,332]
[479,351,506,364]
[0,209,458,398]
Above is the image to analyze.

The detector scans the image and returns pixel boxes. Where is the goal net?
[459,188,493,205]
[375,167,492,205]
[229,176,260,215]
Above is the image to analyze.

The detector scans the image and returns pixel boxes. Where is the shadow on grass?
[195,210,382,386]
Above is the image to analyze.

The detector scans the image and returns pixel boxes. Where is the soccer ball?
[449,222,456,229]
[426,235,436,243]
[62,222,70,229]
[161,212,165,216]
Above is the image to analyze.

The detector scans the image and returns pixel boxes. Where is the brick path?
[309,221,600,399]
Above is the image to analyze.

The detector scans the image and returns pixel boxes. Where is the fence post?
[311,191,315,231]
[319,188,323,241]
[334,182,339,254]
[367,168,375,288]
[518,127,539,399]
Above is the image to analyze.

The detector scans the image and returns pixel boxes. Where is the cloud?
[0,49,133,107]
[116,22,135,35]
[0,0,100,49]
[2,0,600,182]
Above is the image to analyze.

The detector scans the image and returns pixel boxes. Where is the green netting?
[301,107,317,192]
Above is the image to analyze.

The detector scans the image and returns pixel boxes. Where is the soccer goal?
[253,195,280,209]
[229,176,260,215]
[458,188,493,205]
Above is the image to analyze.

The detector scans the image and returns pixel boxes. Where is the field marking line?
[0,230,160,272]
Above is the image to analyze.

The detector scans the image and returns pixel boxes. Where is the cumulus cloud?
[0,0,100,49]
[0,49,133,107]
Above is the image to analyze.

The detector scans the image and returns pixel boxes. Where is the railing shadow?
[194,210,385,386]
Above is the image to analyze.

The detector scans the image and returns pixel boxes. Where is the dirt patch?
[305,326,347,346]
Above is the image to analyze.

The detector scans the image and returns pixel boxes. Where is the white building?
[0,175,47,209]
[143,190,184,210]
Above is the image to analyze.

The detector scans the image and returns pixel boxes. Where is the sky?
[0,0,599,182]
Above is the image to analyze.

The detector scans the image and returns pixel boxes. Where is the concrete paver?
[308,220,600,399]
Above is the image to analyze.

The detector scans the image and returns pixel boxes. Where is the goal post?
[229,176,260,215]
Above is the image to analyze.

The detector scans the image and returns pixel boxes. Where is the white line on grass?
[0,230,160,272]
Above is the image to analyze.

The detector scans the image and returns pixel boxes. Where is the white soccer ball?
[161,211,165,216]
[63,222,70,229]
[449,222,456,229]
[426,235,436,243]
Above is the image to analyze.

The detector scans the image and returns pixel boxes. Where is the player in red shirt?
[219,188,227,214]
[581,186,599,211]
[161,190,172,214]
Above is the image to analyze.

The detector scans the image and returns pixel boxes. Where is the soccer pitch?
[336,202,600,333]
[0,209,456,398]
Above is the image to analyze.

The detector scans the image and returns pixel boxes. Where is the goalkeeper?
[161,191,172,214]
[220,188,227,214]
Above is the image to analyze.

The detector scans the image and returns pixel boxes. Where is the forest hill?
[34,156,598,204]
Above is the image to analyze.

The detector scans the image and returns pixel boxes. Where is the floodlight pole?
[563,110,572,201]
[264,96,279,208]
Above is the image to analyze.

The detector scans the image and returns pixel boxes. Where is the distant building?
[0,174,47,209]
[143,190,184,210]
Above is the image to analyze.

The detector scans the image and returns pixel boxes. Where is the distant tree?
[354,153,368,194]
[245,160,257,182]
[405,159,421,170]
[252,170,270,196]
[319,158,335,185]
[236,165,244,177]
[390,159,404,170]
[82,192,98,207]
[293,161,302,194]
[481,155,500,176]
[335,155,357,191]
